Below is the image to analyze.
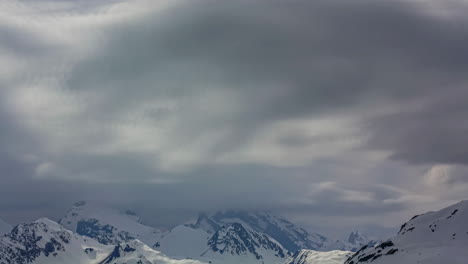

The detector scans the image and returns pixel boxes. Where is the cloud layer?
[1,0,468,237]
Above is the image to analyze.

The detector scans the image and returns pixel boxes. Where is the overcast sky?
[1,0,468,238]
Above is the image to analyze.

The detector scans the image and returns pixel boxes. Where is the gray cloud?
[64,0,468,165]
[367,87,468,165]
[1,0,468,238]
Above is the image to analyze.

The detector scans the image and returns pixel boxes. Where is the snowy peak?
[345,200,468,264]
[193,210,331,252]
[347,231,367,245]
[165,212,292,263]
[0,218,95,264]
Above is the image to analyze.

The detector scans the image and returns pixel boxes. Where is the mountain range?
[0,217,204,264]
[0,202,359,264]
[57,201,372,263]
[2,200,467,263]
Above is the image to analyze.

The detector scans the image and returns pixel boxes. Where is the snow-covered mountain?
[0,217,206,264]
[58,203,347,263]
[0,218,11,236]
[60,203,292,263]
[57,202,376,263]
[326,231,378,252]
[187,211,332,252]
[159,210,343,263]
[285,249,351,264]
[345,200,468,264]
[203,222,288,264]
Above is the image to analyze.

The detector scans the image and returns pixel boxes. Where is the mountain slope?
[286,249,351,264]
[0,219,11,236]
[345,200,468,264]
[0,218,206,264]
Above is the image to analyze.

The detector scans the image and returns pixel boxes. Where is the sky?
[1,0,468,239]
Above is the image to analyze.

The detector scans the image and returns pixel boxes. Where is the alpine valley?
[1,200,468,264]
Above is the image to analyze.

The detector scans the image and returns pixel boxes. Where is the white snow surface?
[286,249,351,264]
[346,200,468,264]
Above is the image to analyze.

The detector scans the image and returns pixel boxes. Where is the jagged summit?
[325,231,379,252]
[347,231,366,244]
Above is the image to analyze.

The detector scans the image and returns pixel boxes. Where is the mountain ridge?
[345,200,468,264]
[57,202,369,263]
